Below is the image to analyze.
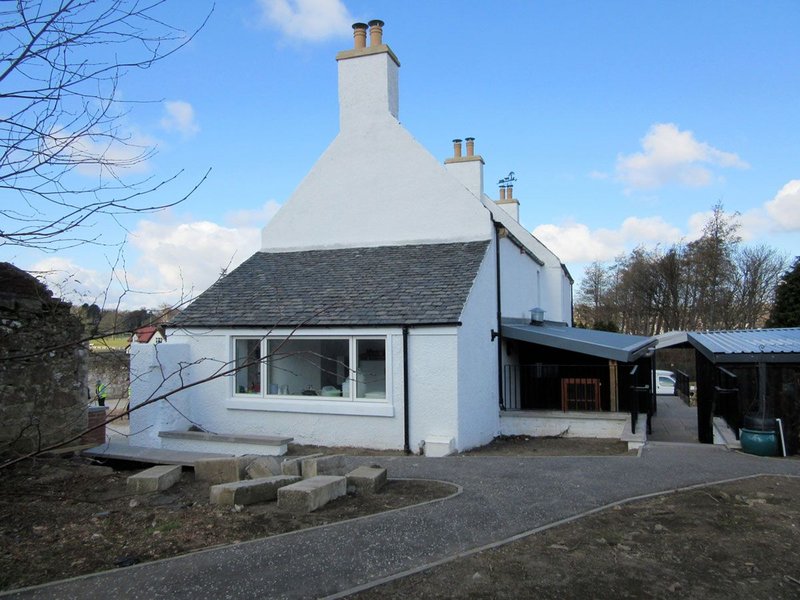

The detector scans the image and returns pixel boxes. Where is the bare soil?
[0,456,453,592]
[354,475,800,600]
[462,435,634,456]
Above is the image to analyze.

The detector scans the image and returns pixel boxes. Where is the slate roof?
[171,241,490,328]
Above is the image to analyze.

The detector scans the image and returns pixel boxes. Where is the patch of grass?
[89,335,129,351]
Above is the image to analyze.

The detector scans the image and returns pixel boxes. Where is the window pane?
[356,339,385,399]
[234,339,261,394]
[267,338,349,397]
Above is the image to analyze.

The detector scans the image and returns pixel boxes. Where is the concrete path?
[5,444,800,600]
[649,394,699,443]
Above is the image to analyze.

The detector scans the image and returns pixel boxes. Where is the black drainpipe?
[492,218,504,410]
[402,325,411,454]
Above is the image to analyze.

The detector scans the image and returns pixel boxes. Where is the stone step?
[277,475,347,513]
[127,465,183,494]
[159,430,293,456]
[194,456,258,485]
[301,454,347,478]
[346,466,387,494]
[210,475,301,506]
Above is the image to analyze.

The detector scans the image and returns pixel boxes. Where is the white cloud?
[765,179,800,231]
[532,216,682,263]
[226,200,282,228]
[28,256,111,304]
[44,126,156,177]
[615,123,748,190]
[257,0,352,41]
[128,218,262,305]
[25,202,282,310]
[160,100,200,137]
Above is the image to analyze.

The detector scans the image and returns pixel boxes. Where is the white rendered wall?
[481,196,572,324]
[129,343,193,448]
[261,122,492,252]
[455,246,500,450]
[157,328,406,450]
[405,327,460,454]
[499,235,543,321]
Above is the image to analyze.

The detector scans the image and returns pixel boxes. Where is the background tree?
[0,0,210,250]
[574,204,786,335]
[767,257,800,327]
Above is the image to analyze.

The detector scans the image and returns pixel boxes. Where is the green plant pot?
[740,428,778,457]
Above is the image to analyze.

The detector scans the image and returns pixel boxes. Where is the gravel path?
[5,444,800,600]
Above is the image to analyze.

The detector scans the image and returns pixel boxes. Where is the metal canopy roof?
[683,328,800,364]
[502,322,657,363]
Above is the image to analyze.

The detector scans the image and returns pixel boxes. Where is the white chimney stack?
[336,19,400,131]
[444,136,484,199]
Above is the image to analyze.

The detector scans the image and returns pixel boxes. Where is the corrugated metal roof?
[502,322,656,363]
[687,328,800,363]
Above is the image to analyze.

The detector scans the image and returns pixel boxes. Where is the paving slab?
[82,442,233,466]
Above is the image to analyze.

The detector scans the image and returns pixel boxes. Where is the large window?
[232,336,386,400]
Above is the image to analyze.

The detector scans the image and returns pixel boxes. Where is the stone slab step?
[210,475,301,506]
[159,430,293,456]
[82,442,233,466]
[277,475,347,513]
[127,465,183,494]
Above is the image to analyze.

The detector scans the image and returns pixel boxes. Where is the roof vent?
[529,307,545,325]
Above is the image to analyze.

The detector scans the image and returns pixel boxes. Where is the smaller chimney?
[499,185,507,200]
[352,22,367,49]
[465,137,475,157]
[368,19,384,46]
[452,139,463,158]
[506,183,513,198]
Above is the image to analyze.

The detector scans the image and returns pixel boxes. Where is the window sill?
[225,396,394,417]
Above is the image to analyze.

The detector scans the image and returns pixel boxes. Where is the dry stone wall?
[0,263,88,455]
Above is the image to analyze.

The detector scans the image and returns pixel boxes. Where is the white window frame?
[227,331,394,417]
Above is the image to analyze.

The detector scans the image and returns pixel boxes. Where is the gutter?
[492,217,504,410]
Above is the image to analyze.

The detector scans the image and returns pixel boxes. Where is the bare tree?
[0,0,211,249]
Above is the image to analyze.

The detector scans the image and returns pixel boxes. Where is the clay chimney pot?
[465,137,475,157]
[368,19,384,46]
[452,138,463,158]
[352,22,368,49]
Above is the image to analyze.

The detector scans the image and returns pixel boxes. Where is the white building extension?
[130,20,573,456]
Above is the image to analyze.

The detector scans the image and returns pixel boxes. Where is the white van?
[655,370,677,395]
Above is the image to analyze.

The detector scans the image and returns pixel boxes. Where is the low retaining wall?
[500,410,629,439]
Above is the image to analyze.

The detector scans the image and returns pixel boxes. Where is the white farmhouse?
[130,21,653,457]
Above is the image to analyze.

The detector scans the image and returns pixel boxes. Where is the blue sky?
[5,0,799,309]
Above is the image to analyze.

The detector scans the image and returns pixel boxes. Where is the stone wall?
[0,263,88,456]
[88,350,130,413]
